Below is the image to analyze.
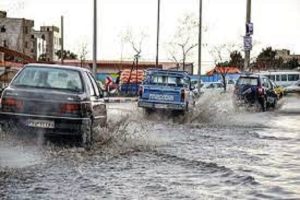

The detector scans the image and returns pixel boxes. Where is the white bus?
[257,71,300,87]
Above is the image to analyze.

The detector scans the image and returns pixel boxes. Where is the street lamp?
[155,0,161,68]
[92,0,97,75]
[197,0,203,93]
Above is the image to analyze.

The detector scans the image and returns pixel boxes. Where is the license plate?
[155,104,168,109]
[27,119,55,129]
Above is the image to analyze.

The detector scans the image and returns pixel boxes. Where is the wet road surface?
[0,93,300,199]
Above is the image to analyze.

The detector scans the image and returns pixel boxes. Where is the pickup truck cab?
[138,69,195,114]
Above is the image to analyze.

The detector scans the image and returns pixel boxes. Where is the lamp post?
[244,0,252,71]
[61,16,64,64]
[197,0,203,93]
[92,0,97,75]
[155,0,161,68]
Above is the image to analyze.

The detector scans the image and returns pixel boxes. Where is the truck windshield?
[151,74,186,87]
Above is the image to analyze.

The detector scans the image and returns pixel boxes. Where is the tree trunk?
[222,74,227,92]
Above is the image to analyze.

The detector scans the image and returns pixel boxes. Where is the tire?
[1,120,15,133]
[81,119,93,150]
[144,108,153,115]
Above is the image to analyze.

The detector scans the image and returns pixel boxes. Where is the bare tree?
[208,43,241,92]
[122,28,148,64]
[167,13,199,71]
[79,42,88,67]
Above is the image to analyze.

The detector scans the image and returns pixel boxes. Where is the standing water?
[0,93,300,199]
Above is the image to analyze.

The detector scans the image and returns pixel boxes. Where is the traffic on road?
[0,65,300,199]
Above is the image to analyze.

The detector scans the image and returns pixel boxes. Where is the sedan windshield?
[12,66,83,92]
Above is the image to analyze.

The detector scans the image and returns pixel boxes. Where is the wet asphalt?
[0,93,300,199]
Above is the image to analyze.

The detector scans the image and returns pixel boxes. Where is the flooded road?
[0,94,300,199]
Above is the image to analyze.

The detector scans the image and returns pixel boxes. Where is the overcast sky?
[1,0,300,72]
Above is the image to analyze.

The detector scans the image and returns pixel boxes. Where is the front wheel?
[81,119,93,150]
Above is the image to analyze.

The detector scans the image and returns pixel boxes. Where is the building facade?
[37,26,61,61]
[32,30,47,60]
[276,49,300,62]
[0,11,35,59]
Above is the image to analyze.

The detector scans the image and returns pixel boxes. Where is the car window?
[237,77,258,86]
[12,66,83,93]
[276,75,281,81]
[86,72,100,97]
[288,74,299,81]
[281,75,287,81]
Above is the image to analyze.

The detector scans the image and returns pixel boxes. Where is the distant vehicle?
[257,71,300,87]
[270,80,285,99]
[202,82,224,92]
[138,69,195,114]
[233,73,278,111]
[285,80,300,93]
[0,64,107,149]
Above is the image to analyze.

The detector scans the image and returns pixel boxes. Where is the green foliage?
[38,53,48,61]
[282,58,299,69]
[55,50,78,60]
[229,51,244,69]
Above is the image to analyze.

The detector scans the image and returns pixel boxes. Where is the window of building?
[24,26,28,34]
[31,34,34,39]
[3,40,7,47]
[0,26,6,33]
[25,41,28,48]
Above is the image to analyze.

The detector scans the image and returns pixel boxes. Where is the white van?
[257,71,300,87]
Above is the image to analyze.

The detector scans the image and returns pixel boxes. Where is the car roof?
[24,63,91,73]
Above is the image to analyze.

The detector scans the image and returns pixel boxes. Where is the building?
[36,26,61,61]
[276,49,300,62]
[60,60,193,81]
[0,10,35,59]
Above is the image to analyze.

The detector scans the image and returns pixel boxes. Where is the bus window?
[276,75,281,81]
[270,75,275,81]
[281,75,287,81]
[288,74,299,81]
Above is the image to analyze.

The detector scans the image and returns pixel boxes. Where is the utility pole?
[197,0,202,93]
[155,0,161,68]
[92,0,97,75]
[61,16,64,64]
[244,0,252,71]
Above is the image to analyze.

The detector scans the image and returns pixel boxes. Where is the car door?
[85,72,107,127]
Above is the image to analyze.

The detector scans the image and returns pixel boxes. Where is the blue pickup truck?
[138,69,195,114]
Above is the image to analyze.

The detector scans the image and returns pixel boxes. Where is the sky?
[1,0,300,73]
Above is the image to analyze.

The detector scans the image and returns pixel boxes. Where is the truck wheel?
[144,108,153,115]
[81,119,93,150]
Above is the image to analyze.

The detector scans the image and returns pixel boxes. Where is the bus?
[257,71,300,87]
